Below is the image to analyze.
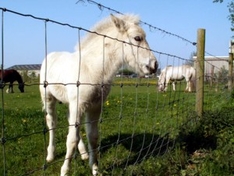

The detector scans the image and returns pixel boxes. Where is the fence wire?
[76,0,197,46]
[0,5,231,176]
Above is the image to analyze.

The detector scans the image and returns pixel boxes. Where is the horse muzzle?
[147,60,158,74]
[157,82,164,91]
[158,87,164,92]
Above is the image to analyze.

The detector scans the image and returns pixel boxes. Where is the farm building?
[193,56,229,77]
[7,64,41,77]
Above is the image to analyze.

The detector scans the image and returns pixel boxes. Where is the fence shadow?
[100,133,173,168]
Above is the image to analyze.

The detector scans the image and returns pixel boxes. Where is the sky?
[0,0,232,69]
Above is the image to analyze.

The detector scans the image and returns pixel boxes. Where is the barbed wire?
[0,6,227,87]
[0,4,231,176]
[0,7,193,63]
[75,0,230,66]
[0,6,227,67]
[0,8,148,52]
[76,0,197,46]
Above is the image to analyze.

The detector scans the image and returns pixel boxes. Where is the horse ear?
[111,14,127,32]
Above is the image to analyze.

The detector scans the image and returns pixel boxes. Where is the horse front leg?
[44,96,57,162]
[78,133,89,160]
[86,108,101,176]
[61,102,80,176]
[172,82,176,91]
[9,83,14,93]
[164,81,169,91]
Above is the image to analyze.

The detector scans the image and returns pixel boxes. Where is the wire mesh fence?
[0,3,233,176]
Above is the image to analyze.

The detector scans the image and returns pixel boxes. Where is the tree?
[213,0,234,32]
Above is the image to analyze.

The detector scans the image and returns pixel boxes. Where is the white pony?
[158,65,196,92]
[39,14,157,176]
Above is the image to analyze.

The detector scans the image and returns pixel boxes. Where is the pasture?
[0,78,234,175]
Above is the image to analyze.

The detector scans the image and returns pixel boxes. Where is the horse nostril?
[149,61,158,74]
[154,61,158,72]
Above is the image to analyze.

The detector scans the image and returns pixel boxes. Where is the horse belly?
[170,72,184,81]
[171,76,184,82]
[88,85,111,104]
[49,85,69,103]
[47,84,111,108]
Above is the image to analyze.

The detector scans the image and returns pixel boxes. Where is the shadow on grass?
[100,133,173,168]
[99,116,218,172]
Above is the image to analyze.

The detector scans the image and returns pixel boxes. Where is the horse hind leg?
[85,108,101,176]
[42,94,58,162]
[184,82,188,92]
[188,81,192,92]
[185,81,191,92]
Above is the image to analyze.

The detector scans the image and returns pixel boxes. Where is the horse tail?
[190,67,196,91]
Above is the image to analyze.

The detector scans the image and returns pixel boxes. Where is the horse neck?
[159,71,166,83]
[80,33,124,83]
[91,51,123,83]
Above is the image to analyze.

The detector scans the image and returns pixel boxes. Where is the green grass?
[0,79,233,175]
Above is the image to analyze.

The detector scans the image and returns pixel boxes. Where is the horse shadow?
[100,133,173,167]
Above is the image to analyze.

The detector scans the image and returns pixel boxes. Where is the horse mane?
[91,14,140,32]
[75,14,140,51]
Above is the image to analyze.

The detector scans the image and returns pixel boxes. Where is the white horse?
[39,14,157,176]
[158,65,196,92]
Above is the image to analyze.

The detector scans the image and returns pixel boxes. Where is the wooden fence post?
[196,29,205,117]
[228,40,234,90]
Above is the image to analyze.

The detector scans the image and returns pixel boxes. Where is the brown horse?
[0,69,24,93]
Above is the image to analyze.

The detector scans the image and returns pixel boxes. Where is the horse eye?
[134,36,142,42]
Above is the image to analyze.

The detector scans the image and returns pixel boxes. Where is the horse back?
[40,52,78,101]
[0,69,21,83]
[166,66,184,81]
[40,52,79,82]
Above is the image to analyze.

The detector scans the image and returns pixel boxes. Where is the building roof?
[204,56,228,62]
[7,64,41,70]
[193,56,229,61]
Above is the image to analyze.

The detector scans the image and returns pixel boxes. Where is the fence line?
[0,7,194,66]
[78,0,231,76]
[0,5,231,176]
[0,6,223,69]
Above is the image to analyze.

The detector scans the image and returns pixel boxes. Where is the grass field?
[0,78,233,175]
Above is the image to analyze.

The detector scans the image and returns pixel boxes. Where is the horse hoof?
[81,153,89,160]
[61,164,69,176]
[46,153,55,162]
[92,164,98,176]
